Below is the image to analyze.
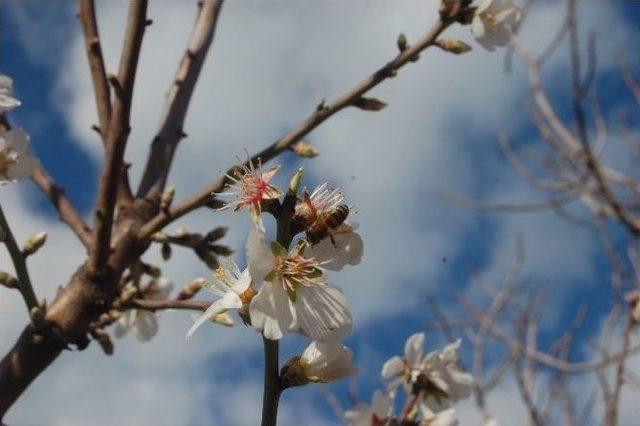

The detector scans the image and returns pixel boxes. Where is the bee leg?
[330,235,337,247]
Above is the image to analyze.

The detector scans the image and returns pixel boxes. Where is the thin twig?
[0,204,38,312]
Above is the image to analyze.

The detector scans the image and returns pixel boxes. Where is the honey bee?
[306,204,350,245]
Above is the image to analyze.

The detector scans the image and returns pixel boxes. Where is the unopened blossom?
[298,183,363,270]
[471,0,521,51]
[381,332,426,393]
[0,75,20,113]
[345,389,393,426]
[0,128,38,183]
[216,157,282,229]
[115,277,173,342]
[299,341,357,383]
[247,228,352,342]
[186,258,253,341]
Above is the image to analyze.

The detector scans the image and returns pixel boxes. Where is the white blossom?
[0,75,20,113]
[247,228,352,342]
[381,332,426,393]
[299,341,357,383]
[185,258,252,341]
[471,0,521,51]
[345,389,393,426]
[115,277,173,342]
[216,157,282,229]
[0,128,38,183]
[298,183,363,270]
[424,407,459,426]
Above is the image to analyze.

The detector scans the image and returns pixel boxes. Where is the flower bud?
[151,232,169,243]
[436,38,472,54]
[0,270,18,289]
[177,278,207,300]
[291,142,319,158]
[161,243,172,261]
[22,231,47,257]
[211,311,234,327]
[289,167,304,195]
[397,33,408,52]
[160,186,175,211]
[281,341,357,388]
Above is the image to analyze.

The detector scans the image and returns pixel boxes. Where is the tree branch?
[137,0,225,201]
[31,166,92,249]
[137,13,455,239]
[89,0,148,275]
[0,203,39,312]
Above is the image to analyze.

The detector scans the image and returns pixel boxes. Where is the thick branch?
[31,166,92,249]
[138,14,454,239]
[137,0,225,200]
[90,0,148,275]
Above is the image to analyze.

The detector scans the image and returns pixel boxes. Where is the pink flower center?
[241,174,268,206]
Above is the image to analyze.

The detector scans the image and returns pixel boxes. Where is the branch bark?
[89,0,148,275]
[137,0,225,201]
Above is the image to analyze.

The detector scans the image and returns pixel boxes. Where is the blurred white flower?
[0,75,21,113]
[115,277,173,342]
[0,128,38,183]
[185,258,252,341]
[246,228,352,342]
[217,158,282,229]
[299,341,357,383]
[345,389,393,426]
[471,0,521,51]
[381,332,426,393]
[382,334,473,417]
[417,340,474,414]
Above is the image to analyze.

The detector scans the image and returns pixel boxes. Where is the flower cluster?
[188,160,364,385]
[471,0,521,51]
[345,333,473,426]
[0,75,37,184]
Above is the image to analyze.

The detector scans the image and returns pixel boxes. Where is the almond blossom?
[0,128,38,183]
[115,277,173,342]
[0,75,20,113]
[185,258,253,341]
[298,183,363,270]
[382,334,473,417]
[345,389,393,426]
[216,157,282,229]
[299,341,357,383]
[471,0,521,51]
[246,228,352,342]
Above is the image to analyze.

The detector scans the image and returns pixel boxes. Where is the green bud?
[397,33,408,52]
[0,271,18,289]
[289,167,304,195]
[436,38,472,55]
[160,186,175,210]
[290,142,319,158]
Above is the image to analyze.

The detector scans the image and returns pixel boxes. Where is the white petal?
[5,129,29,152]
[471,16,486,39]
[344,404,373,426]
[381,356,403,380]
[246,228,276,282]
[133,311,158,342]
[249,284,296,340]
[114,312,133,338]
[185,293,241,341]
[231,268,252,293]
[371,389,393,420]
[429,408,459,426]
[295,284,352,342]
[404,332,425,367]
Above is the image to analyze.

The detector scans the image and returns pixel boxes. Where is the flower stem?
[261,337,282,426]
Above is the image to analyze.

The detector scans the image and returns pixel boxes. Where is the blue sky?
[1,1,640,425]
